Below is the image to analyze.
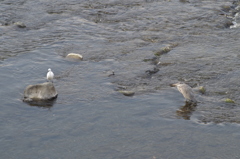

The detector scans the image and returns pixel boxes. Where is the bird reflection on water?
[176,101,197,120]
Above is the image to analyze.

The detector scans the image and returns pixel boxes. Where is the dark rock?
[23,82,58,102]
[145,67,159,75]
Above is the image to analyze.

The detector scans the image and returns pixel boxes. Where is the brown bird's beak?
[170,83,178,87]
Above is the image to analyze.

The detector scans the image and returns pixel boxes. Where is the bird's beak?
[170,83,177,87]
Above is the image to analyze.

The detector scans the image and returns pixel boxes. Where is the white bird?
[47,68,54,82]
[172,82,197,103]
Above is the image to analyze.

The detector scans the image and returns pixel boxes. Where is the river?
[1,0,240,158]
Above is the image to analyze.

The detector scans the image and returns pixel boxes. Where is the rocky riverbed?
[1,0,240,158]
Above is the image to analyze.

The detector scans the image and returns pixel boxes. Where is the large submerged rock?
[23,82,58,102]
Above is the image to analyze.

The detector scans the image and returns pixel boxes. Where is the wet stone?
[145,67,159,75]
[193,86,206,94]
[66,53,83,60]
[118,90,135,96]
[23,82,58,102]
[143,56,160,65]
[14,22,26,28]
[154,46,171,56]
[104,70,115,77]
[225,98,235,103]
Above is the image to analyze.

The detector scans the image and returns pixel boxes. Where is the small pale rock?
[23,82,58,101]
[66,53,83,60]
[118,90,135,96]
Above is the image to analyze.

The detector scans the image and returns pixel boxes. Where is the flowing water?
[1,0,240,158]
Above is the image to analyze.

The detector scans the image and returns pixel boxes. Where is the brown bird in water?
[171,82,197,103]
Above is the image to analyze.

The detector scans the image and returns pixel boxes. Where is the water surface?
[1,0,240,158]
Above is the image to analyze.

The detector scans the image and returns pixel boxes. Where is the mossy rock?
[14,22,26,28]
[154,46,171,56]
[154,43,178,56]
[198,86,206,94]
[225,98,235,103]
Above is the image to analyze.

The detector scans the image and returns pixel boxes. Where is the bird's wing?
[177,84,196,102]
